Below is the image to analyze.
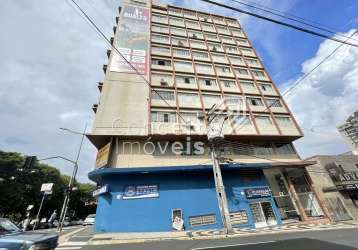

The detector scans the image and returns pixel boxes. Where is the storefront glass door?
[249,201,277,228]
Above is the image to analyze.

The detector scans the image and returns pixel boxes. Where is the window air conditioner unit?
[160,79,168,86]
[204,18,208,22]
[192,34,197,39]
[212,47,217,51]
[178,41,184,46]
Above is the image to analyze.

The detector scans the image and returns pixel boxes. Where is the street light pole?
[57,124,87,232]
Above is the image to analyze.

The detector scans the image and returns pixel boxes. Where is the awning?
[88,160,315,183]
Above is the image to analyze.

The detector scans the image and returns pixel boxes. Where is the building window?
[276,117,293,127]
[255,116,272,126]
[152,59,171,66]
[195,63,213,72]
[199,14,210,22]
[181,112,201,125]
[231,28,244,36]
[211,54,226,62]
[173,48,190,57]
[199,78,216,86]
[208,43,222,52]
[225,46,238,53]
[205,33,219,41]
[168,8,182,16]
[220,35,234,43]
[252,70,266,78]
[172,38,187,47]
[152,14,168,23]
[174,61,193,70]
[190,40,206,48]
[189,214,216,227]
[236,38,249,46]
[224,95,241,105]
[233,115,252,127]
[215,66,231,73]
[151,111,176,123]
[254,143,274,155]
[261,83,273,92]
[169,17,185,26]
[152,35,170,43]
[186,21,200,29]
[192,51,209,60]
[229,56,243,65]
[152,73,172,86]
[177,93,200,103]
[221,80,236,88]
[203,95,222,106]
[240,81,256,91]
[201,23,215,32]
[188,31,203,39]
[152,46,171,55]
[266,98,282,107]
[176,75,195,85]
[246,58,260,66]
[171,27,186,36]
[275,143,295,154]
[152,25,169,33]
[151,90,175,100]
[247,97,263,106]
[234,68,249,75]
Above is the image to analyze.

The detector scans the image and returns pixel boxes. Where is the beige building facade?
[87,0,332,232]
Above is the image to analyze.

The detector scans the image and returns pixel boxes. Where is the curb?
[87,224,358,245]
[59,226,88,244]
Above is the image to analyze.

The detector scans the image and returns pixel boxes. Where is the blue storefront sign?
[244,187,271,199]
[122,185,159,199]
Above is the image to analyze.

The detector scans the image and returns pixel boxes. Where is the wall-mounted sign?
[122,185,159,199]
[95,142,111,168]
[41,183,53,192]
[244,187,271,199]
[110,4,150,75]
[325,163,358,191]
[93,184,109,197]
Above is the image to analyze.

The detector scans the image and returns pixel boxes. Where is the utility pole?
[57,124,87,232]
[33,192,46,230]
[200,104,233,234]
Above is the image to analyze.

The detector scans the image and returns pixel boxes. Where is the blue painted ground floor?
[88,165,327,233]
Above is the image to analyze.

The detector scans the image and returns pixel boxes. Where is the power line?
[66,0,190,125]
[227,0,358,43]
[199,0,358,48]
[282,30,358,98]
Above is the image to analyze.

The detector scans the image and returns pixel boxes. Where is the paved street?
[57,227,358,250]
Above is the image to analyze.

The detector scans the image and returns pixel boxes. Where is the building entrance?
[249,201,277,228]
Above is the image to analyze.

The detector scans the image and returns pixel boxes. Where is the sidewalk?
[88,221,358,245]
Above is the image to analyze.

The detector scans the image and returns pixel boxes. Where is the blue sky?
[0,0,357,182]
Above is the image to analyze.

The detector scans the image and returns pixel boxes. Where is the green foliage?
[0,150,96,222]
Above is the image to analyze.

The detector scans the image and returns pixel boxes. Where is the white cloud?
[284,29,358,158]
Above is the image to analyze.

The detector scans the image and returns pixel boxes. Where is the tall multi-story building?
[87,0,331,232]
[338,111,358,155]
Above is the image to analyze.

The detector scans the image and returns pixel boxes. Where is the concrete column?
[283,170,309,221]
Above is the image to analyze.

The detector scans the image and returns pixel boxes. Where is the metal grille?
[325,197,352,222]
[189,214,216,227]
[229,210,248,225]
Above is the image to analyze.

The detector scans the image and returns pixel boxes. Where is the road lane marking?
[62,241,88,246]
[55,247,82,250]
[191,240,276,250]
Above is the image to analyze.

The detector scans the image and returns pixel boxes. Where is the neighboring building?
[87,0,330,232]
[305,155,358,222]
[338,111,358,155]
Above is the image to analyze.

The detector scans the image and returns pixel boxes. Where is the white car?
[83,214,95,226]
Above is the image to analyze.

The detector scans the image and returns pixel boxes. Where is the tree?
[0,150,96,222]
